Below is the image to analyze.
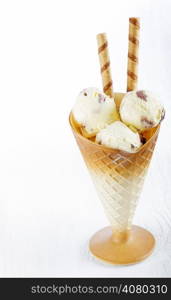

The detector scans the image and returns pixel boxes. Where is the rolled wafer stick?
[97,33,113,97]
[127,18,140,91]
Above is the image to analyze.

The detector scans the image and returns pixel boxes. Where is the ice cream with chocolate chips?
[96,121,142,153]
[72,87,119,137]
[72,87,165,153]
[120,90,165,131]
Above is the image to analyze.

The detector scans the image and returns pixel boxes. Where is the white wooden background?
[0,0,171,277]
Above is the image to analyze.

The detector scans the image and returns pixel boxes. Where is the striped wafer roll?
[127,18,140,91]
[97,33,113,97]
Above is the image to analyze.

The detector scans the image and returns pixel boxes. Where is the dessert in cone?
[70,93,159,265]
[69,18,164,265]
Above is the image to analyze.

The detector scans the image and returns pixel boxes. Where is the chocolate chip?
[160,108,165,122]
[136,90,147,101]
[141,117,154,128]
[131,144,135,149]
[98,94,106,103]
[84,92,87,96]
[140,135,146,144]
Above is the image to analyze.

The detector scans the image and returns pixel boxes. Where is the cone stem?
[112,229,130,243]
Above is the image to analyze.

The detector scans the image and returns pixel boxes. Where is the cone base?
[89,225,155,265]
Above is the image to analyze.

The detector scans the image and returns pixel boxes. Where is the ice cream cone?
[69,93,160,265]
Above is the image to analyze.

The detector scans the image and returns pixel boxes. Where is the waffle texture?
[70,113,159,232]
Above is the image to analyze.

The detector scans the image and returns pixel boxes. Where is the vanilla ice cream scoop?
[96,121,142,153]
[120,90,165,131]
[72,87,119,136]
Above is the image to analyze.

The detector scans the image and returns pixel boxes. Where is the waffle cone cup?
[69,93,160,265]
